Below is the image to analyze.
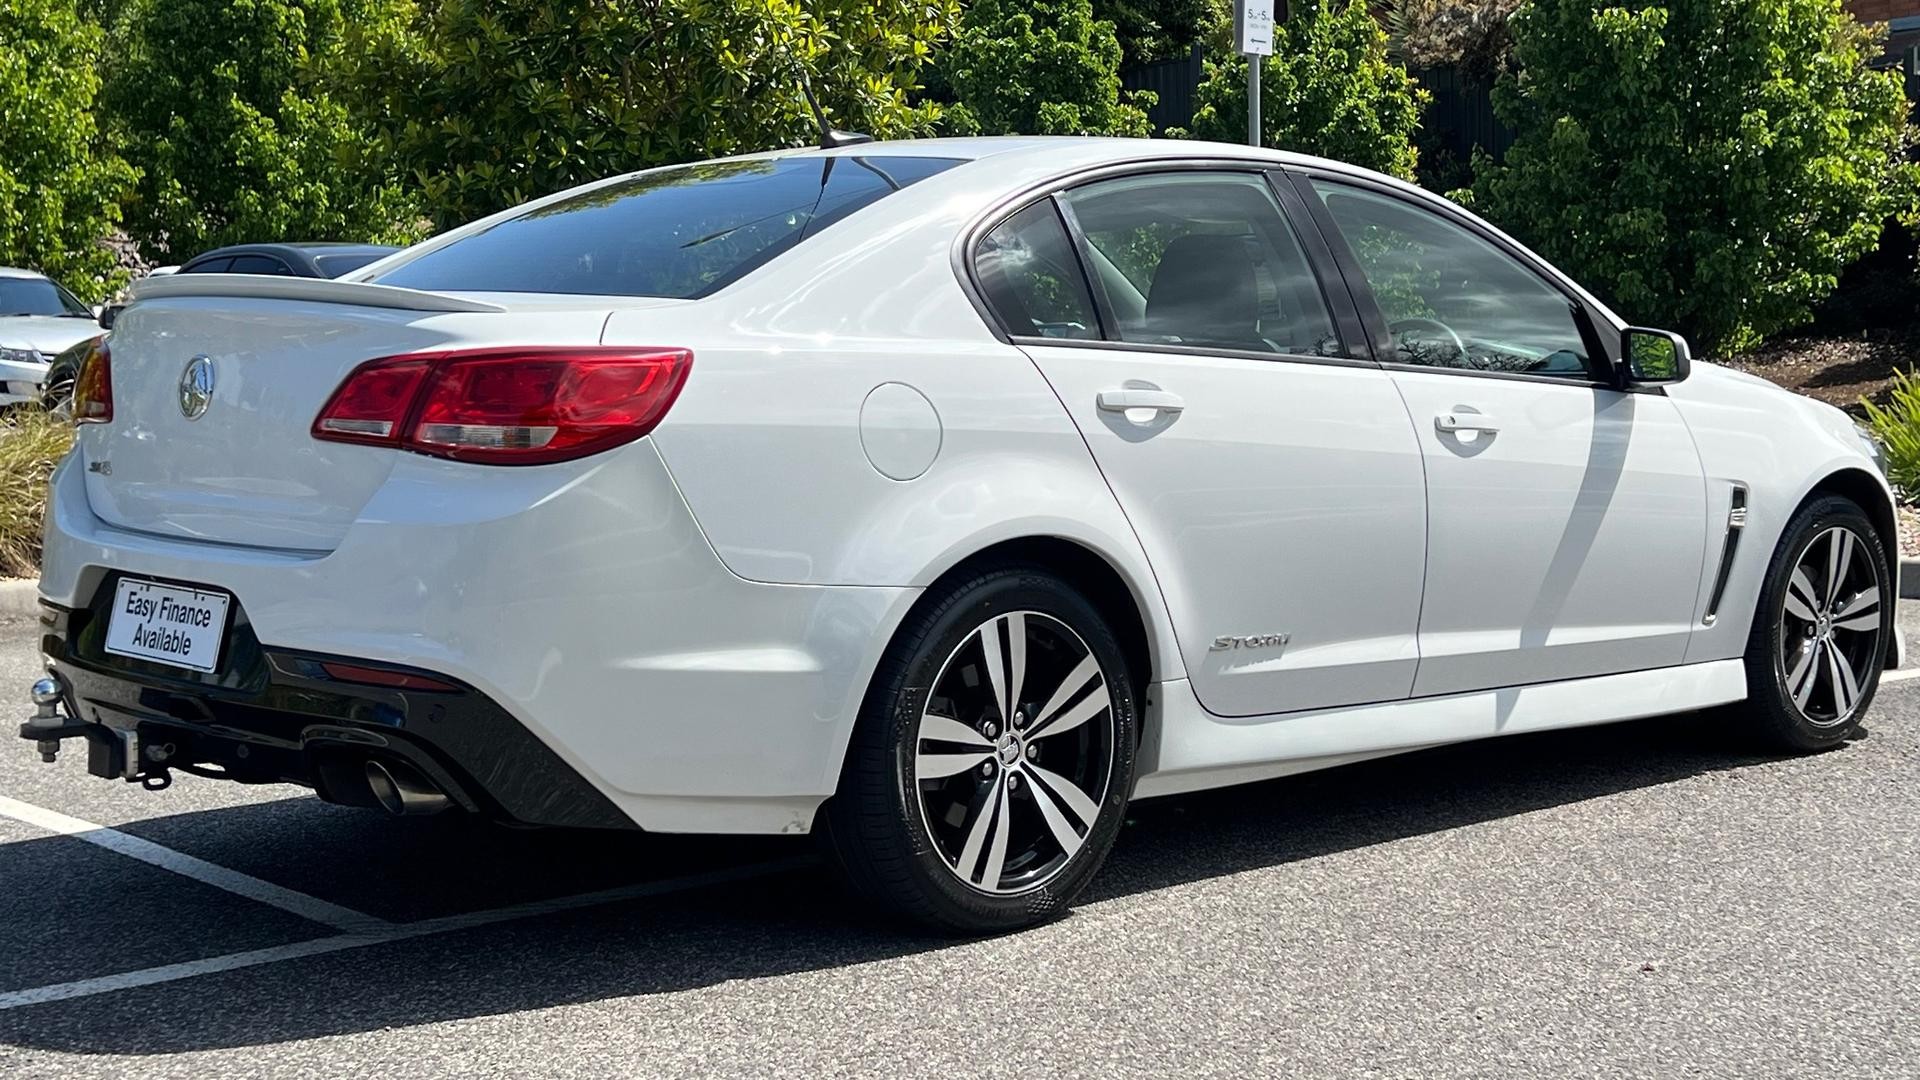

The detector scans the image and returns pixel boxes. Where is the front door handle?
[1097,389,1186,414]
[1434,411,1499,434]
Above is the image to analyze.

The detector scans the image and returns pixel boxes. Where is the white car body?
[0,268,102,405]
[33,138,1895,839]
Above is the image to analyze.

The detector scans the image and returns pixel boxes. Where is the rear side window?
[225,254,293,275]
[181,257,233,274]
[374,155,963,299]
[973,202,1100,340]
[314,252,391,277]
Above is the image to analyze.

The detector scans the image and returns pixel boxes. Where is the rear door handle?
[1097,389,1186,414]
[1434,411,1499,434]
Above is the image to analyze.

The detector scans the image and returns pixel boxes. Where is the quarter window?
[1060,172,1339,357]
[974,202,1101,340]
[1311,181,1593,378]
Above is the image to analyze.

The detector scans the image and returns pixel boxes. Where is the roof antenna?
[799,72,874,149]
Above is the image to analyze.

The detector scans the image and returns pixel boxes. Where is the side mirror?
[1622,326,1691,385]
[98,304,121,330]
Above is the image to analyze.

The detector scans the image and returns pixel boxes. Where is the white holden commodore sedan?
[22,138,1897,932]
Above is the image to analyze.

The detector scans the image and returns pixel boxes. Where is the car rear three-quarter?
[19,137,1901,934]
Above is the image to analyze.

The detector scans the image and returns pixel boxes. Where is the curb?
[0,579,40,619]
[1904,560,1920,601]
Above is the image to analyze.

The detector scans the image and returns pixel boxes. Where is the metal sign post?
[1234,0,1276,147]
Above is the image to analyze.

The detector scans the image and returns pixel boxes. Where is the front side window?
[974,202,1100,340]
[1060,172,1339,357]
[1312,182,1593,378]
[375,155,962,299]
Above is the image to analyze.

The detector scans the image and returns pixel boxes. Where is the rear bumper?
[37,442,919,833]
[31,599,633,829]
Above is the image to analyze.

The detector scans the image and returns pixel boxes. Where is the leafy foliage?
[0,0,136,301]
[1471,0,1920,354]
[939,0,1152,137]
[1182,0,1426,181]
[1862,369,1920,501]
[0,407,73,577]
[342,0,958,231]
[1383,0,1521,80]
[103,0,424,262]
[1093,0,1211,65]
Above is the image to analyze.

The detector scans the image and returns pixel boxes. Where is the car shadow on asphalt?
[0,710,1820,1055]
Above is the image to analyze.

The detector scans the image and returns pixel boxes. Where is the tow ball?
[17,676,159,786]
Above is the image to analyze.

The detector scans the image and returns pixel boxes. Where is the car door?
[974,167,1429,717]
[1297,174,1708,697]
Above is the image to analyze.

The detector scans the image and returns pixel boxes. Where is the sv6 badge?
[1210,633,1290,652]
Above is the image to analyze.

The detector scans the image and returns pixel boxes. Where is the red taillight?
[73,339,112,424]
[311,347,692,465]
[319,661,461,692]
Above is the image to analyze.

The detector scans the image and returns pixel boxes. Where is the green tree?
[343,0,958,232]
[1182,0,1426,181]
[1094,0,1211,64]
[0,0,136,300]
[104,0,422,261]
[1472,0,1919,354]
[940,0,1153,137]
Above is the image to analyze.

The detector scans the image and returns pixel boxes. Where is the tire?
[820,563,1138,933]
[1735,495,1890,752]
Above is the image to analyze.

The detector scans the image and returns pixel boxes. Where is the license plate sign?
[103,579,231,673]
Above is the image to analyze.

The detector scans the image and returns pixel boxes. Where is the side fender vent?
[1703,484,1749,626]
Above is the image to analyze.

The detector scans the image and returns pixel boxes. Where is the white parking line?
[0,855,813,1011]
[0,794,391,934]
[1881,666,1920,684]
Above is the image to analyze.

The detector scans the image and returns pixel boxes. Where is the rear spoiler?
[128,273,506,314]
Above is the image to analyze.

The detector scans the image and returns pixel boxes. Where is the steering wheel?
[1389,317,1472,368]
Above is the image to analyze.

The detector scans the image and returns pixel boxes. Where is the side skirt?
[1133,660,1748,801]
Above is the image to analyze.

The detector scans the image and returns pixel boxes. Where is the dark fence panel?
[1121,45,1206,135]
[1415,66,1515,165]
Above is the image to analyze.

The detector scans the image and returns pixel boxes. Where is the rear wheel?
[1737,496,1889,751]
[822,565,1137,933]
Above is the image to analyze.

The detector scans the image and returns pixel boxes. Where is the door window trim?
[956,159,1380,372]
[1286,169,1624,390]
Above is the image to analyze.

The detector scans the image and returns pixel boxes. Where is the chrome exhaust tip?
[364,760,450,816]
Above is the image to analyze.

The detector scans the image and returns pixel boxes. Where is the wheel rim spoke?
[1025,766,1087,858]
[1785,568,1821,622]
[1827,529,1854,606]
[1834,587,1880,631]
[979,781,1012,890]
[916,750,992,779]
[955,782,1003,884]
[1029,678,1110,741]
[1030,655,1099,729]
[1788,641,1821,710]
[978,620,1011,726]
[1828,639,1860,716]
[920,714,991,749]
[1025,761,1101,828]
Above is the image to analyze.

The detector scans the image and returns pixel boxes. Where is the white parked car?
[0,268,103,406]
[22,138,1897,931]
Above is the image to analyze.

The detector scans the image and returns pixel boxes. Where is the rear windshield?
[373,155,964,299]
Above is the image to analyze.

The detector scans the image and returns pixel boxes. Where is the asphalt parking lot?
[1,610,1918,1079]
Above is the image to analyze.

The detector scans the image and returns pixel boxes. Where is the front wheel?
[1737,496,1890,751]
[821,565,1138,933]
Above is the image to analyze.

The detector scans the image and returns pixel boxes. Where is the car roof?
[0,267,50,281]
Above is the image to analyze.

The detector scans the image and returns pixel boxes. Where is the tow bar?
[17,675,165,788]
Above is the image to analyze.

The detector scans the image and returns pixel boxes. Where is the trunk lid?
[80,276,630,550]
